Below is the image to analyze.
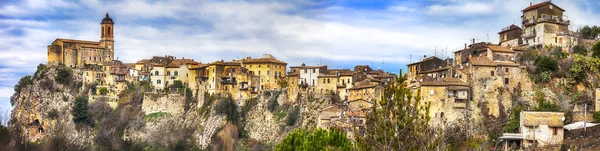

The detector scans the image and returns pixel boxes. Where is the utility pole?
[585,103,587,137]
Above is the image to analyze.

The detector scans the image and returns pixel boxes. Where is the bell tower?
[100,13,115,60]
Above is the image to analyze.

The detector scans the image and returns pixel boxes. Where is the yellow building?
[347,78,383,105]
[48,13,115,68]
[193,60,256,101]
[237,54,287,91]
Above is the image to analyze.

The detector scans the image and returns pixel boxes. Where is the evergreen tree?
[72,96,89,124]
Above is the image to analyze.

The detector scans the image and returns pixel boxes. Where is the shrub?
[594,112,600,123]
[55,67,72,85]
[215,96,239,124]
[72,96,89,124]
[47,108,60,120]
[275,128,352,151]
[593,42,600,58]
[99,87,109,96]
[144,112,167,123]
[534,55,558,74]
[11,75,33,105]
[267,91,280,112]
[34,64,48,80]
[573,45,587,56]
[286,106,300,126]
[533,90,560,112]
[520,49,539,63]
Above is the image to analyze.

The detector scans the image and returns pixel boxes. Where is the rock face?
[10,66,87,144]
[9,66,322,149]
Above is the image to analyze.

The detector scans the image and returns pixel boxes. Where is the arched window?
[108,27,111,36]
[102,27,105,36]
[155,71,159,76]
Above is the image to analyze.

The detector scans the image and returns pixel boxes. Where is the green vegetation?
[519,49,539,63]
[533,90,560,112]
[0,124,9,147]
[569,54,600,82]
[11,75,33,105]
[275,128,352,151]
[286,106,300,126]
[72,96,89,125]
[573,45,587,56]
[33,64,48,80]
[594,112,600,123]
[267,91,280,112]
[356,73,441,150]
[47,108,60,120]
[535,55,558,74]
[503,105,525,133]
[593,42,600,58]
[198,92,216,115]
[215,96,240,124]
[580,25,600,39]
[277,79,289,89]
[55,66,73,85]
[144,112,167,122]
[99,87,109,95]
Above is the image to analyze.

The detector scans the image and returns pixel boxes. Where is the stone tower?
[100,13,115,61]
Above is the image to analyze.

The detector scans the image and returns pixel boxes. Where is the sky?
[1,0,600,112]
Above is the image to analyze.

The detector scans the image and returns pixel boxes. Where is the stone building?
[191,60,257,101]
[47,13,115,68]
[498,24,523,48]
[520,111,564,147]
[521,1,571,47]
[141,56,200,90]
[419,78,470,128]
[407,56,447,84]
[238,54,287,90]
[290,64,328,87]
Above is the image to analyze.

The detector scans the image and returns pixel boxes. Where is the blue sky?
[1,0,600,112]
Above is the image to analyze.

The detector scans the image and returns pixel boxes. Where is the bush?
[47,108,60,120]
[0,125,9,147]
[592,112,600,123]
[533,90,560,112]
[12,75,33,105]
[275,128,352,151]
[534,55,558,74]
[72,96,89,124]
[573,45,587,56]
[215,96,240,124]
[267,91,280,112]
[144,112,167,122]
[286,106,300,126]
[520,49,539,63]
[34,64,48,80]
[99,87,109,95]
[593,42,600,58]
[55,66,72,85]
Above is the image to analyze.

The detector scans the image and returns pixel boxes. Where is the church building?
[47,13,115,68]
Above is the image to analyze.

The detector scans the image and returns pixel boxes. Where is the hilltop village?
[13,1,598,150]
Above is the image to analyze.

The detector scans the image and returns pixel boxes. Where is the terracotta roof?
[487,45,514,53]
[78,44,104,49]
[420,78,469,86]
[210,60,240,66]
[239,57,287,65]
[289,65,327,69]
[522,1,564,12]
[498,24,522,34]
[327,69,354,76]
[347,110,366,117]
[496,61,520,67]
[421,66,450,74]
[189,64,209,69]
[318,74,339,78]
[55,38,99,45]
[521,111,564,127]
[469,56,497,67]
[348,79,380,90]
[136,59,150,64]
[166,58,200,68]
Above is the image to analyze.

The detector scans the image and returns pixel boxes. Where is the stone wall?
[142,93,185,115]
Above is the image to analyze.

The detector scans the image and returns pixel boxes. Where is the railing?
[522,19,536,26]
[522,32,536,38]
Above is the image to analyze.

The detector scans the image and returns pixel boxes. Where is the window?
[267,65,270,67]
[157,80,161,84]
[259,65,261,68]
[496,54,500,60]
[504,78,509,85]
[167,71,171,76]
[155,71,159,75]
[107,27,111,36]
[304,69,307,73]
[553,128,558,135]
[312,79,315,85]
[174,71,178,76]
[232,68,235,73]
[258,71,261,75]
[312,69,315,73]
[505,68,509,73]
[327,79,330,83]
[267,71,270,75]
[102,27,105,36]
[166,81,169,86]
[186,73,188,77]
[491,71,495,76]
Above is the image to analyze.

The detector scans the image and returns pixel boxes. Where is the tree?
[99,87,109,95]
[356,72,441,150]
[573,45,587,56]
[592,42,600,58]
[275,128,352,151]
[534,55,558,74]
[72,96,89,124]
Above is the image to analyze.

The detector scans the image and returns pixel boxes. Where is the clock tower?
[100,13,115,61]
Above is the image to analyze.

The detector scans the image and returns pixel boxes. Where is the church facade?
[47,13,115,67]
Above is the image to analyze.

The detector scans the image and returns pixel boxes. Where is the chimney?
[464,43,467,49]
[182,57,185,59]
[530,2,532,6]
[472,38,475,44]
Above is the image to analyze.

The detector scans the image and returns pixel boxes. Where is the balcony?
[538,17,570,25]
[221,77,237,84]
[522,19,536,27]
[522,32,536,38]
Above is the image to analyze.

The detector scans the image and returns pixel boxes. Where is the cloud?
[1,0,600,112]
